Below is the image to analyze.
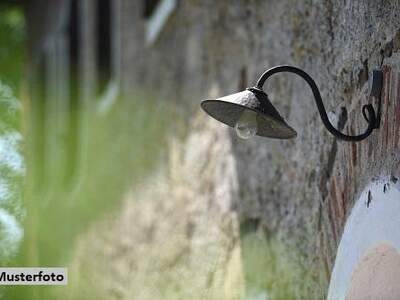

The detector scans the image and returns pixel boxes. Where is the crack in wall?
[319,107,348,202]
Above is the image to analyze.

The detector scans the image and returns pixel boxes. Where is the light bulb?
[234,109,258,139]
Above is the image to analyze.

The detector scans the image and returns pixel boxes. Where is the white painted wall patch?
[328,177,400,299]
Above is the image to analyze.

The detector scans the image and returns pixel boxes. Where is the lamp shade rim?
[201,98,297,139]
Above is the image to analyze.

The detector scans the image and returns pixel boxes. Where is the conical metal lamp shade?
[201,88,297,139]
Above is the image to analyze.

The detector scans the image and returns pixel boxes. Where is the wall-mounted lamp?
[201,65,382,142]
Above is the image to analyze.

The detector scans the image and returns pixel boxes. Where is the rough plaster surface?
[74,1,400,299]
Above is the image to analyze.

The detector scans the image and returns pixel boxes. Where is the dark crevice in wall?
[357,59,369,89]
[318,107,348,203]
[380,29,400,66]
[383,40,394,58]
[393,30,400,52]
[240,218,260,236]
[238,66,248,91]
[325,0,334,44]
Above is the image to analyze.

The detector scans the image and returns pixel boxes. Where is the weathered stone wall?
[70,1,400,299]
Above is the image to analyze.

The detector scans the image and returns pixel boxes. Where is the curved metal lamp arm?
[255,65,380,142]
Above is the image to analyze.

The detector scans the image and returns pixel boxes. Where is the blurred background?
[0,0,305,299]
[1,1,251,299]
[1,0,181,299]
[1,0,399,300]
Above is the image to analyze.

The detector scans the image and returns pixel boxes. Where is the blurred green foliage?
[0,5,177,300]
[241,233,298,300]
[0,5,25,89]
[14,94,175,299]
